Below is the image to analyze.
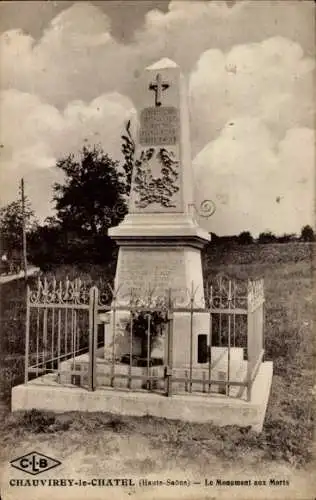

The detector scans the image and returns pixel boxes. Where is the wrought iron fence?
[25,278,92,388]
[246,278,265,400]
[24,274,265,401]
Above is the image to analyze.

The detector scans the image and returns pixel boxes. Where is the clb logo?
[10,452,61,475]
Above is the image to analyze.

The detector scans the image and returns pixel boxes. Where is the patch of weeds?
[210,420,313,467]
[106,415,125,433]
[259,418,313,466]
[5,410,74,434]
[50,414,73,432]
[13,409,56,433]
[152,417,313,468]
[66,412,127,433]
[0,357,24,404]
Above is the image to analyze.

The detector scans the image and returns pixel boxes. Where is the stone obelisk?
[109,58,210,301]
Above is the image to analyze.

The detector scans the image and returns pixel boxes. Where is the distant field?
[206,240,314,263]
[0,242,314,486]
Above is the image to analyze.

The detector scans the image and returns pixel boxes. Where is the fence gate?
[25,278,98,390]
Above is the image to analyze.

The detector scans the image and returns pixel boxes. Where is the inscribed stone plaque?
[139,106,179,146]
[116,248,186,295]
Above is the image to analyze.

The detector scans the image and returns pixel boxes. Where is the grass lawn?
[0,243,315,500]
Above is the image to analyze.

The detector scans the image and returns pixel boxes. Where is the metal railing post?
[262,298,265,360]
[57,308,61,379]
[43,305,48,373]
[128,311,133,389]
[24,285,30,384]
[208,282,213,393]
[227,280,232,396]
[247,285,252,402]
[166,289,173,397]
[146,313,151,390]
[189,282,194,393]
[88,286,98,391]
[111,291,117,387]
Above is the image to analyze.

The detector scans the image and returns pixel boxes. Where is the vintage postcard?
[0,1,315,499]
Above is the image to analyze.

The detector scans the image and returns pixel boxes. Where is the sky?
[0,0,315,236]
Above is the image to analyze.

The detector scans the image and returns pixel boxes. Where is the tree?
[277,233,297,243]
[28,222,65,269]
[0,197,37,255]
[258,231,277,244]
[53,144,128,234]
[31,124,134,267]
[237,231,253,245]
[300,225,314,242]
[36,144,131,266]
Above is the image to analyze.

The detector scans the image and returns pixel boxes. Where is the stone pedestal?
[114,245,206,300]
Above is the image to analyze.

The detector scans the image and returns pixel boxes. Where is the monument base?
[113,245,206,301]
[11,362,273,432]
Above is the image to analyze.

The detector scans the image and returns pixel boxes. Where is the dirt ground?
[0,409,315,500]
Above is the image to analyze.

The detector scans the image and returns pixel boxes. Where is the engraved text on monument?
[139,107,179,146]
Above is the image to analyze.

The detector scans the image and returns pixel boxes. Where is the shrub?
[16,409,56,433]
[260,418,313,465]
[237,231,253,245]
[300,225,314,242]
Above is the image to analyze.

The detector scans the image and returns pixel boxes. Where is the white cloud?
[0,89,135,219]
[194,122,314,236]
[189,34,314,235]
[0,3,136,106]
[136,0,315,70]
[1,1,314,107]
[0,0,314,234]
[189,36,314,152]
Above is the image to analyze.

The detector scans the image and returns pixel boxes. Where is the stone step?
[59,347,246,394]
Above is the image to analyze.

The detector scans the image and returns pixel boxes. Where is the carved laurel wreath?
[133,148,179,208]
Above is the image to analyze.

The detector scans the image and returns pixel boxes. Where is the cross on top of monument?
[149,73,170,107]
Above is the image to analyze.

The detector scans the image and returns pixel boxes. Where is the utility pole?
[20,178,28,280]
